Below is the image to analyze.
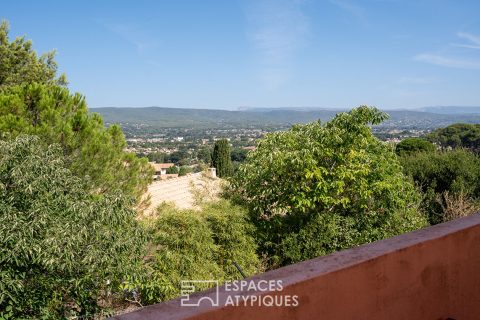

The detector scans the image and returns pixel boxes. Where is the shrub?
[166,165,179,174]
[178,166,193,176]
[202,200,260,278]
[399,149,480,224]
[132,201,261,304]
[436,191,479,222]
[0,135,145,319]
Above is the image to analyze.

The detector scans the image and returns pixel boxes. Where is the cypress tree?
[212,139,233,177]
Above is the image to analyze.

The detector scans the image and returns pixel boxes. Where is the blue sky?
[2,0,480,109]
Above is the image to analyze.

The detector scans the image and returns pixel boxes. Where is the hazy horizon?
[88,105,480,112]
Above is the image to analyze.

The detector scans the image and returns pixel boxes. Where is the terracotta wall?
[114,213,480,320]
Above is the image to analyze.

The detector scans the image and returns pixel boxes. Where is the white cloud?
[414,54,480,70]
[328,0,367,25]
[246,0,309,89]
[452,32,480,50]
[398,76,436,84]
[103,23,158,54]
[458,32,480,46]
[414,32,480,70]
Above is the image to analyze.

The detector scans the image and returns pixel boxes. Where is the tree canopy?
[0,20,152,200]
[395,137,435,156]
[0,20,66,89]
[0,135,145,318]
[399,149,480,224]
[229,106,427,266]
[427,123,480,152]
[0,84,153,199]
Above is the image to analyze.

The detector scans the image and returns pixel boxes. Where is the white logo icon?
[181,280,219,307]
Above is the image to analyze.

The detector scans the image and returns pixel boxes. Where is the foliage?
[212,139,233,178]
[436,191,480,223]
[395,137,435,156]
[427,123,480,152]
[190,171,222,206]
[231,148,248,162]
[229,106,427,267]
[0,20,66,89]
[131,200,261,304]
[178,166,192,176]
[166,165,179,174]
[146,152,165,163]
[166,149,190,165]
[0,83,153,200]
[202,200,260,279]
[231,148,249,173]
[197,146,212,164]
[399,149,480,224]
[0,135,145,319]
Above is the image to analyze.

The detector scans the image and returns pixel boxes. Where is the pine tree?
[212,139,233,177]
[0,20,67,89]
[0,21,152,200]
[0,84,153,200]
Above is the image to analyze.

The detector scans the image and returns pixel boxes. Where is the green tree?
[0,135,145,318]
[0,84,153,199]
[229,106,427,267]
[212,139,233,177]
[197,146,212,164]
[230,148,248,162]
[399,149,480,224]
[395,137,435,156]
[427,123,480,152]
[0,20,67,89]
[147,151,165,163]
[165,149,190,164]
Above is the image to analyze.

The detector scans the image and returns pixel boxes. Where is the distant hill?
[417,106,480,114]
[92,107,341,128]
[91,107,480,130]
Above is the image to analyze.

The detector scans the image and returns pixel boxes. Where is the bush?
[132,200,261,304]
[178,166,193,176]
[202,200,260,278]
[436,191,479,222]
[229,106,427,267]
[166,165,179,174]
[0,135,145,319]
[399,149,480,224]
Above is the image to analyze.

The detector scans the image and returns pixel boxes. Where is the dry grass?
[436,191,479,222]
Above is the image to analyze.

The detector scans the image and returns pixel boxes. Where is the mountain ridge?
[91,106,480,129]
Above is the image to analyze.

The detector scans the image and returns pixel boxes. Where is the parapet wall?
[114,213,480,320]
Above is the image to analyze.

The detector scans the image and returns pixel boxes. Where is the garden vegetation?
[1,20,479,318]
